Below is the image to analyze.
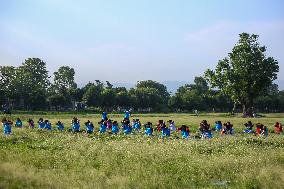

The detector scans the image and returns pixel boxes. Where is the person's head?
[113,121,118,125]
[1,118,7,123]
[39,118,43,122]
[16,118,21,121]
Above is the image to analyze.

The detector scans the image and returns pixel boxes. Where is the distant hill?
[161,81,190,94]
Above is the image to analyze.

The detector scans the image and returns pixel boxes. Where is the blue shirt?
[3,123,11,134]
[112,124,119,134]
[102,112,108,120]
[72,123,80,132]
[215,123,222,131]
[122,124,132,135]
[145,127,153,136]
[15,120,22,127]
[124,111,130,119]
[57,123,64,131]
[134,122,141,130]
[86,123,94,133]
[99,124,107,133]
[44,122,52,130]
[181,130,189,139]
[162,128,170,137]
[38,121,45,129]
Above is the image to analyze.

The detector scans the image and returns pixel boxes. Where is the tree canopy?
[205,33,279,116]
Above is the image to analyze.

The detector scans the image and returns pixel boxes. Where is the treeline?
[1,58,284,112]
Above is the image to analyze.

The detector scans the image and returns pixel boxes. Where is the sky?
[1,0,284,88]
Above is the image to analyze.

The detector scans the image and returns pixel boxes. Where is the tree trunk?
[242,104,253,117]
[231,102,236,115]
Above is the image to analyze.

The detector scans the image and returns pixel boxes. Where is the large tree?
[17,58,50,109]
[205,33,279,116]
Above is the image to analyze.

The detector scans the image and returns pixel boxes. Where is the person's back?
[44,120,52,130]
[112,121,119,134]
[72,119,80,132]
[144,122,153,136]
[124,110,131,119]
[56,121,64,131]
[38,118,45,129]
[102,112,108,121]
[99,121,107,133]
[15,118,23,128]
[274,122,282,134]
[2,118,12,135]
[215,121,222,131]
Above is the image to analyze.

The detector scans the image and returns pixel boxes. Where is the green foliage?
[54,66,77,90]
[205,33,279,114]
[82,83,104,107]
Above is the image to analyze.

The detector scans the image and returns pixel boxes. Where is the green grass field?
[1,113,284,189]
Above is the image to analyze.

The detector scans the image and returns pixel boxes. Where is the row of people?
[2,117,282,137]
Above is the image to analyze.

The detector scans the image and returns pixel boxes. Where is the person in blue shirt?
[144,122,153,136]
[85,120,94,134]
[38,118,45,129]
[161,122,170,137]
[56,121,64,131]
[121,119,132,135]
[98,120,107,134]
[70,117,80,132]
[111,121,119,134]
[124,110,131,120]
[102,112,108,121]
[132,119,141,131]
[214,121,222,131]
[15,118,23,128]
[2,118,12,135]
[178,125,190,139]
[44,120,52,130]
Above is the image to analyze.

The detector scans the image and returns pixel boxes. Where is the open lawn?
[0,113,284,189]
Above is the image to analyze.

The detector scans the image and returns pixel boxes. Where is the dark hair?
[2,118,7,123]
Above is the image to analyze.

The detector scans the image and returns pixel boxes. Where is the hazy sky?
[1,0,284,86]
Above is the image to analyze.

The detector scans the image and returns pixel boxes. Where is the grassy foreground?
[0,113,284,189]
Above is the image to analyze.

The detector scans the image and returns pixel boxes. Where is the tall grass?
[0,113,284,188]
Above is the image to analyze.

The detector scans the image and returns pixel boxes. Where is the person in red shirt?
[274,122,283,134]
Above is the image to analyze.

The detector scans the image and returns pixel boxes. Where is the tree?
[136,80,170,102]
[135,80,170,110]
[54,66,77,90]
[16,58,50,109]
[189,76,209,94]
[205,33,279,116]
[102,88,116,109]
[82,83,104,107]
[52,66,77,108]
[0,66,17,103]
[130,87,163,110]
